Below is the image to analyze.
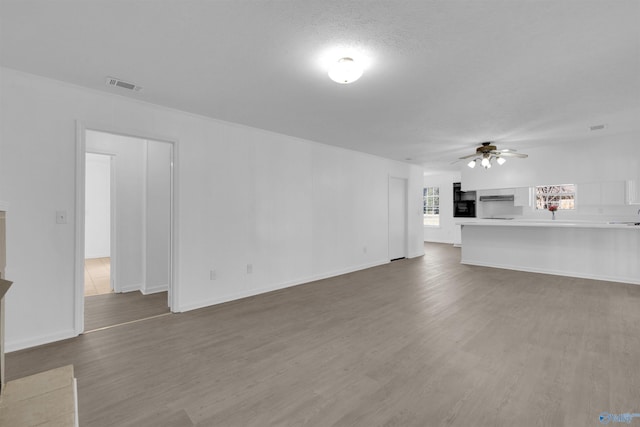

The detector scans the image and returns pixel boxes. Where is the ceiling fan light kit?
[460,142,528,170]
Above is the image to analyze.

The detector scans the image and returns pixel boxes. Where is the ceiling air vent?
[105,77,143,92]
[590,124,606,131]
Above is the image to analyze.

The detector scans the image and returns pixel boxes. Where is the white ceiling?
[1,1,639,173]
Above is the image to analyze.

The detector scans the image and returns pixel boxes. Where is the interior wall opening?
[80,129,174,332]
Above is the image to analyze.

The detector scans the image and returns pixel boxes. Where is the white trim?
[74,122,86,335]
[178,259,389,313]
[109,155,117,293]
[141,140,148,294]
[140,284,169,295]
[119,283,144,293]
[460,259,640,286]
[407,251,425,259]
[169,140,179,310]
[5,328,77,353]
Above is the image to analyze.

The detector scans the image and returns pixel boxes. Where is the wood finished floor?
[7,243,640,426]
[84,291,170,332]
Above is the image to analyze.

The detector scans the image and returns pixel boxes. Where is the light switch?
[56,210,67,224]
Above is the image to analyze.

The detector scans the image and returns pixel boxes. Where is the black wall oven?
[453,182,477,218]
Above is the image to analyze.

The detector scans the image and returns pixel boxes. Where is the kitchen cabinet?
[628,180,640,205]
[513,187,531,207]
[578,181,626,206]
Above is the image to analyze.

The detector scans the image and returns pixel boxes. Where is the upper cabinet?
[628,180,640,205]
[578,181,626,206]
[513,187,531,207]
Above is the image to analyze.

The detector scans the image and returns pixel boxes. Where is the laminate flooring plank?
[7,243,640,427]
[84,291,169,331]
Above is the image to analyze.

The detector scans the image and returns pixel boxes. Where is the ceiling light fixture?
[328,57,363,84]
[468,154,506,169]
[462,142,527,169]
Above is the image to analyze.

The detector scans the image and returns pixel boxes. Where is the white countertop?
[456,218,640,230]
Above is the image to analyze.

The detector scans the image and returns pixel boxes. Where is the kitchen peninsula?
[458,219,640,285]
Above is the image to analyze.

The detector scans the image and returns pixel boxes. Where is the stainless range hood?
[479,195,514,202]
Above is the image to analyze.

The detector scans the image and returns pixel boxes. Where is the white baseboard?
[461,259,640,286]
[141,283,168,295]
[118,283,143,293]
[84,253,109,260]
[5,328,77,353]
[424,239,455,245]
[178,259,389,313]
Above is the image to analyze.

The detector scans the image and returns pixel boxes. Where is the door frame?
[388,176,408,260]
[84,151,117,293]
[74,121,179,334]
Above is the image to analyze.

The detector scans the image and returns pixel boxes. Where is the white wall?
[423,172,461,244]
[0,67,424,351]
[84,153,110,258]
[86,131,145,292]
[144,141,171,295]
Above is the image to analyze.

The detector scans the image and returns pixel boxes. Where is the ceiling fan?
[459,142,528,169]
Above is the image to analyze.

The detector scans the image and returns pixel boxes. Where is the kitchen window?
[535,184,575,210]
[424,187,440,226]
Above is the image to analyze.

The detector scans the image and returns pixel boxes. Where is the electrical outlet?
[246,264,253,274]
[210,270,217,280]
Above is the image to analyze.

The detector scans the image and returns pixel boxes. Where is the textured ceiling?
[1,0,639,173]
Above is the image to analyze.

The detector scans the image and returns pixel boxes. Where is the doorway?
[389,177,408,261]
[76,127,176,333]
[84,153,113,296]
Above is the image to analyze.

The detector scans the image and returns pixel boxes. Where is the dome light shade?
[328,57,363,84]
[496,157,506,165]
[481,157,490,168]
[467,160,476,168]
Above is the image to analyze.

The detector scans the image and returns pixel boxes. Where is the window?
[535,184,575,210]
[423,187,440,226]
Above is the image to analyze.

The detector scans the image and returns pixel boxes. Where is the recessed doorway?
[76,127,176,333]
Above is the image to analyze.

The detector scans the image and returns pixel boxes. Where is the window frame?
[423,186,440,227]
[534,184,576,210]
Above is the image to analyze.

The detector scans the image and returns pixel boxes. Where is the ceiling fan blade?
[497,152,528,158]
[458,153,479,159]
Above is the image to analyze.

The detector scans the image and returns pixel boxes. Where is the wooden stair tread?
[0,365,77,427]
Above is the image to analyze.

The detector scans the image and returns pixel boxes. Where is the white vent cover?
[105,77,143,92]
